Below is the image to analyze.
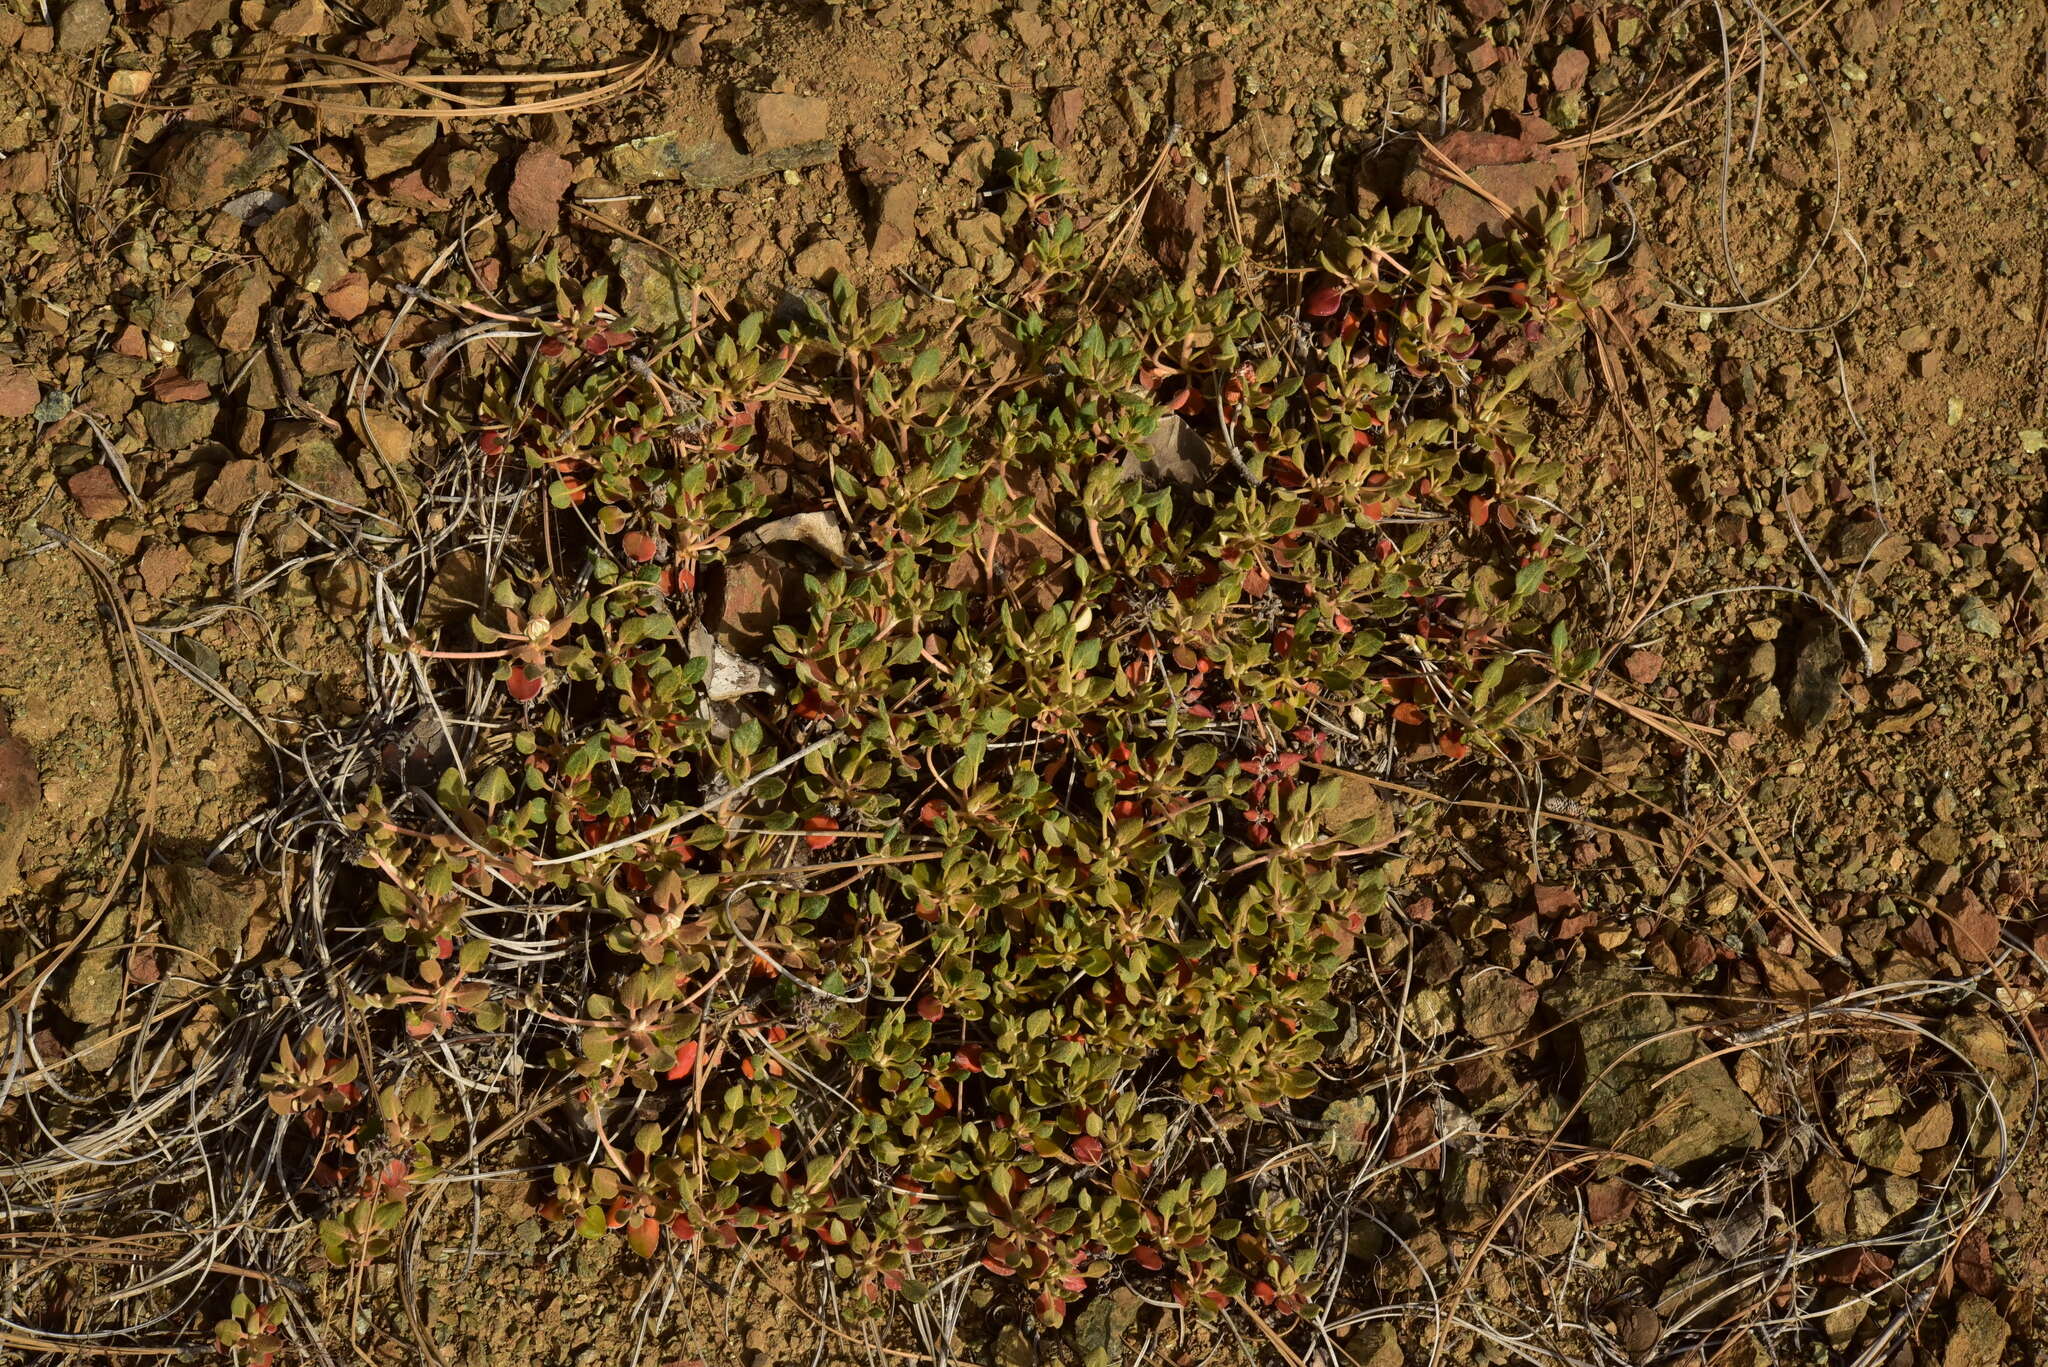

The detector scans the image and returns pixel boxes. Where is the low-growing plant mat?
[6,126,2042,1367]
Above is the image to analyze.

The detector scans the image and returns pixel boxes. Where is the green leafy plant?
[324,154,1606,1329]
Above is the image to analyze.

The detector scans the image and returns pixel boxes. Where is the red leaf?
[916,995,944,1023]
[666,1040,700,1082]
[803,815,840,850]
[1071,1135,1103,1165]
[1132,1245,1164,1271]
[626,1214,660,1258]
[506,664,543,702]
[622,531,658,563]
[1304,281,1344,317]
[1468,494,1492,527]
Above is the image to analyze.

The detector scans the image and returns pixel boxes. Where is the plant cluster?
[292,153,1607,1328]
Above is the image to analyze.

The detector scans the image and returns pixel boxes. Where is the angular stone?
[1400,131,1580,241]
[153,125,290,212]
[61,904,129,1026]
[196,265,273,352]
[148,862,270,964]
[254,203,348,294]
[142,399,220,449]
[357,118,439,179]
[67,464,126,519]
[1547,961,1763,1171]
[736,90,832,153]
[868,180,920,270]
[1171,55,1235,133]
[611,239,689,329]
[507,143,573,233]
[204,458,272,515]
[0,366,43,418]
[1943,1296,2009,1367]
[1462,966,1538,1046]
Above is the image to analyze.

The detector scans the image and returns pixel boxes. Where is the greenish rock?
[60,905,129,1027]
[1546,961,1762,1172]
[287,436,368,507]
[1845,1117,1917,1176]
[1069,1287,1139,1367]
[1943,1295,2009,1367]
[143,398,220,449]
[611,240,691,329]
[254,203,348,295]
[602,126,837,190]
[1461,966,1537,1045]
[1958,595,2001,638]
[1918,823,1964,864]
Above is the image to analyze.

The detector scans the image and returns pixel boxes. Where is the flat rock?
[67,464,126,519]
[1547,961,1763,1172]
[1400,131,1580,241]
[1171,56,1235,133]
[736,90,833,153]
[142,398,220,449]
[358,119,440,180]
[1461,967,1538,1045]
[0,366,42,418]
[154,125,290,213]
[204,458,272,515]
[507,144,573,233]
[603,126,836,190]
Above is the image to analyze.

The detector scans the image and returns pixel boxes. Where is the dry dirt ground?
[2,0,2047,1363]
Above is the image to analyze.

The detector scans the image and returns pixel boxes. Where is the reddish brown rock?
[0,366,40,418]
[66,465,126,520]
[507,144,573,234]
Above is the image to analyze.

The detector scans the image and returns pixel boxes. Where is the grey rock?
[1546,961,1763,1172]
[56,0,112,50]
[602,126,836,190]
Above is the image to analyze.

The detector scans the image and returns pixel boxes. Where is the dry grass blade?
[234,44,663,119]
